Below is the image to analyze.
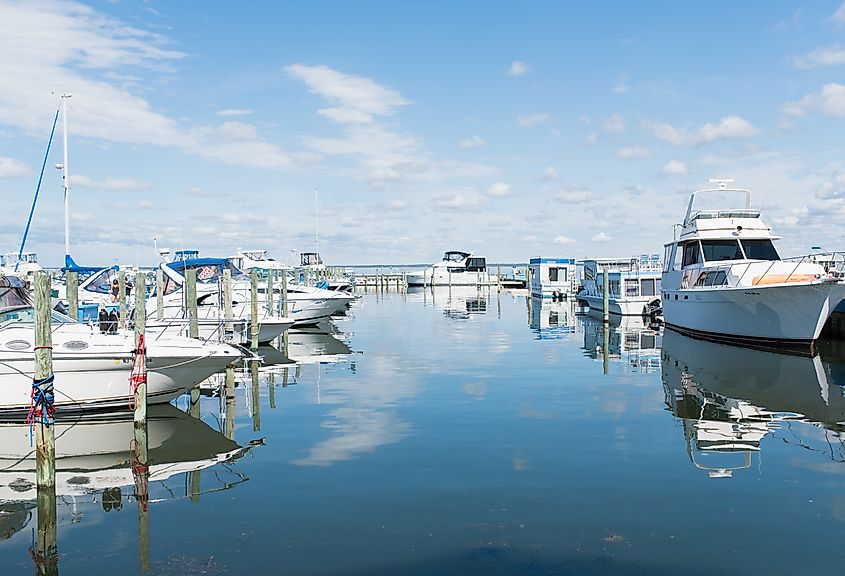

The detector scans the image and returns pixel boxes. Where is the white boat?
[406,251,490,287]
[528,257,578,299]
[0,274,241,414]
[231,249,289,271]
[577,255,662,315]
[661,180,845,350]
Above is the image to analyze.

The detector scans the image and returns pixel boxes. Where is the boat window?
[82,268,117,294]
[625,279,639,297]
[682,242,702,267]
[609,279,620,297]
[663,245,675,273]
[549,267,558,282]
[466,257,486,272]
[741,239,780,261]
[694,272,709,287]
[701,240,743,262]
[584,262,596,281]
[0,285,32,309]
[641,279,656,296]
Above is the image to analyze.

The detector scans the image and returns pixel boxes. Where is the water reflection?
[0,404,247,526]
[527,297,578,340]
[661,329,845,477]
[580,314,662,373]
[287,325,353,364]
[407,285,490,319]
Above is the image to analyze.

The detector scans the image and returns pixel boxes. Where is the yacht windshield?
[0,306,76,324]
[0,283,32,309]
[701,240,744,262]
[741,239,780,261]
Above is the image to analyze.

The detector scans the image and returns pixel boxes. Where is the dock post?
[34,272,58,576]
[603,322,610,375]
[250,269,259,352]
[223,269,233,340]
[602,268,609,324]
[66,270,78,320]
[155,267,164,321]
[119,269,127,330]
[497,266,501,291]
[269,371,276,409]
[281,269,289,317]
[186,269,199,339]
[251,360,261,431]
[448,269,452,288]
[134,272,147,425]
[267,269,274,314]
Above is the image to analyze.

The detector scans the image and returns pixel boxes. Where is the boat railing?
[686,252,845,289]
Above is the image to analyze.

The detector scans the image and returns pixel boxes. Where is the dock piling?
[155,267,164,321]
[66,270,78,320]
[250,269,258,352]
[223,269,233,339]
[186,269,198,339]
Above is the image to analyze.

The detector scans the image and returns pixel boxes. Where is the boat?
[661,328,845,477]
[661,179,845,351]
[406,250,490,287]
[0,274,242,414]
[576,254,662,315]
[528,257,578,299]
[230,249,289,271]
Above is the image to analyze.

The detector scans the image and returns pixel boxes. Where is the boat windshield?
[740,239,780,261]
[701,240,744,262]
[0,305,76,325]
[444,251,470,262]
[0,281,32,309]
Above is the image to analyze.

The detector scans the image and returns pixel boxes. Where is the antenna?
[708,178,734,190]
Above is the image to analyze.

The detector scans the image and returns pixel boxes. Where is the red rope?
[128,333,147,411]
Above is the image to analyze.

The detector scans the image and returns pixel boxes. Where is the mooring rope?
[128,333,147,411]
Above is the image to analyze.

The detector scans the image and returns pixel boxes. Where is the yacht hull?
[662,281,845,349]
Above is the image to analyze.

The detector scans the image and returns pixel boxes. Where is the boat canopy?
[443,251,471,262]
[0,275,32,311]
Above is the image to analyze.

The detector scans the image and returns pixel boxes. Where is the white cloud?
[643,116,759,146]
[388,200,408,211]
[661,160,688,176]
[72,174,152,190]
[216,108,252,117]
[617,146,650,159]
[286,64,410,122]
[612,74,630,94]
[553,235,575,244]
[833,2,845,28]
[0,157,30,178]
[602,113,626,133]
[541,166,559,180]
[507,61,528,76]
[791,44,845,69]
[592,232,613,242]
[781,83,845,117]
[433,191,486,210]
[487,182,511,197]
[517,113,553,128]
[460,135,486,148]
[555,187,593,202]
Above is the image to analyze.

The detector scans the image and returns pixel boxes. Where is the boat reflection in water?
[661,329,845,478]
[527,297,578,340]
[0,404,248,539]
[580,313,662,373]
[407,285,489,320]
[287,325,353,364]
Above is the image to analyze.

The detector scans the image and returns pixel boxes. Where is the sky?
[2,0,845,267]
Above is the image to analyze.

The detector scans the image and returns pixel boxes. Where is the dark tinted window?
[682,242,702,267]
[701,240,743,262]
[741,240,780,261]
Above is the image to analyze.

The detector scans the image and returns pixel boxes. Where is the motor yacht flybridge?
[661,179,845,351]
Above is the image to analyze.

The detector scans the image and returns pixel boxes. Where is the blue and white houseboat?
[528,257,578,299]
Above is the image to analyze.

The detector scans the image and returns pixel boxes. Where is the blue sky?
[2,0,845,267]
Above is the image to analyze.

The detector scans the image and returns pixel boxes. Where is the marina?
[4,2,845,574]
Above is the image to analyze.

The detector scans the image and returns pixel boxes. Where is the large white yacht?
[0,274,241,414]
[661,180,845,350]
[406,250,490,287]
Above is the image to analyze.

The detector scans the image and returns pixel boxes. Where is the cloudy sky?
[2,0,845,267]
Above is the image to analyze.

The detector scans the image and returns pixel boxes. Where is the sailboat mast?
[61,94,72,260]
[314,188,319,259]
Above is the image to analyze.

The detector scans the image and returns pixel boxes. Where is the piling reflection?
[527,297,578,340]
[580,314,662,373]
[661,329,845,477]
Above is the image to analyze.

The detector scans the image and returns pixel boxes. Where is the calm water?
[2,287,845,575]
